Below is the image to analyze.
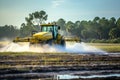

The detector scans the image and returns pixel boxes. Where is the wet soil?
[0,52,120,79]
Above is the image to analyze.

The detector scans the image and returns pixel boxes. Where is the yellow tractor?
[13,24,80,47]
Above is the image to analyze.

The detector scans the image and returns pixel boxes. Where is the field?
[88,43,120,52]
[0,52,120,79]
[0,42,120,79]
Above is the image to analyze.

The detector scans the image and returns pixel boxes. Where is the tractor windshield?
[41,26,54,32]
[41,25,58,39]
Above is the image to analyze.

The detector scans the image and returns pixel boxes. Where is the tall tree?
[116,18,120,29]
[93,16,100,23]
[99,17,109,39]
[109,28,120,39]
[109,17,116,29]
[65,21,75,35]
[74,21,81,36]
[32,10,48,25]
[19,10,48,37]
[56,18,66,31]
[25,10,48,25]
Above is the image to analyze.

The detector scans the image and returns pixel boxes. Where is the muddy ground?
[0,52,120,79]
[0,42,120,79]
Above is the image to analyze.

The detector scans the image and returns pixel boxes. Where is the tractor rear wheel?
[60,39,66,47]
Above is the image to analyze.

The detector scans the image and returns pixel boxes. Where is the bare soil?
[0,52,120,79]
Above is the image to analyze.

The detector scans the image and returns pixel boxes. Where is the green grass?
[88,43,120,52]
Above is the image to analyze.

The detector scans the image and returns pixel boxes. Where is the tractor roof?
[40,24,57,26]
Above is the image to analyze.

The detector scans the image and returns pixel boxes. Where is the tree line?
[57,17,120,43]
[0,10,120,42]
[57,17,120,40]
[0,25,19,40]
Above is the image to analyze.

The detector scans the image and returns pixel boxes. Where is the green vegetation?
[0,10,120,42]
[88,43,120,52]
[0,25,19,40]
[20,10,48,37]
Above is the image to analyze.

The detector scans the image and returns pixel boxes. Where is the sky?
[0,0,120,27]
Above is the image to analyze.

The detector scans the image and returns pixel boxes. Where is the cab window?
[41,26,53,32]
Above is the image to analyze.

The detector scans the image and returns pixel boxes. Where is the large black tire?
[60,39,66,47]
[47,39,53,46]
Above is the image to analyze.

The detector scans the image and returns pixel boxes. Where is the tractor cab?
[40,24,60,39]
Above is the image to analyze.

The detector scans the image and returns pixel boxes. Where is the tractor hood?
[33,32,53,40]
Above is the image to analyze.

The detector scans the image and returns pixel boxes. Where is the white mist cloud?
[0,42,107,54]
[52,0,65,8]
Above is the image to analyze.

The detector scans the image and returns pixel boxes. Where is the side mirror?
[58,26,60,30]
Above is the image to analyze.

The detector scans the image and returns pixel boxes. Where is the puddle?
[56,74,120,79]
